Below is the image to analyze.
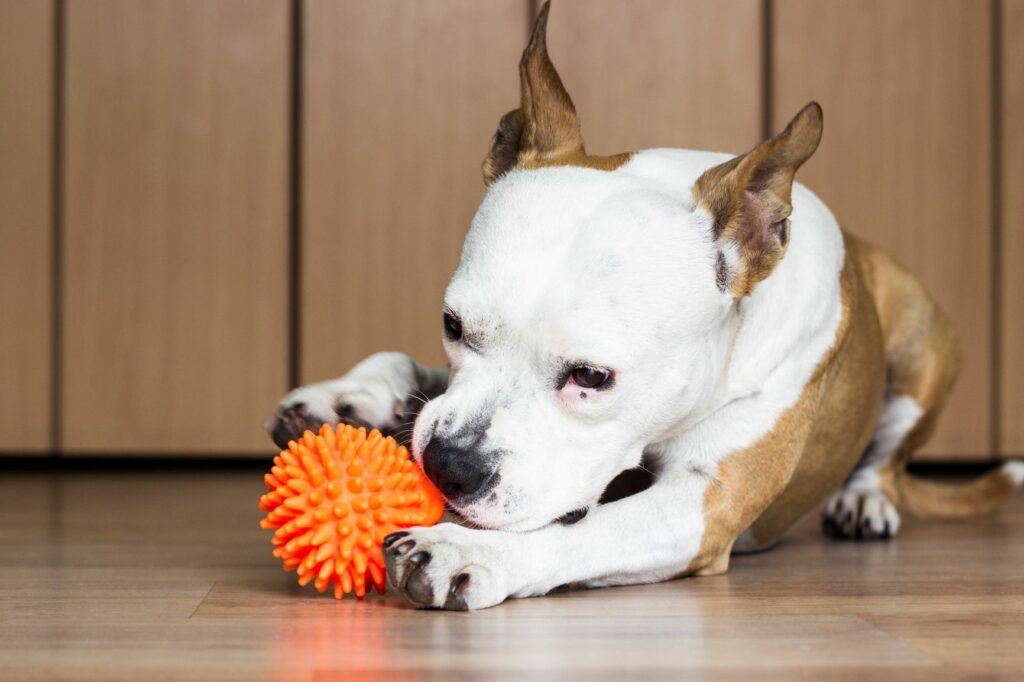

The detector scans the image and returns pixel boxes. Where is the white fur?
[1004,461,1024,487]
[373,149,845,608]
[859,395,924,471]
[274,148,850,609]
[821,394,923,537]
[822,487,902,538]
[269,352,421,432]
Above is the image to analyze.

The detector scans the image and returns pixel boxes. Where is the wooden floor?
[1,469,1022,680]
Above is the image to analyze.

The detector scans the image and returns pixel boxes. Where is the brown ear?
[482,1,585,185]
[694,102,823,297]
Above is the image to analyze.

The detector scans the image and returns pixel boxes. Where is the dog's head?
[412,2,822,531]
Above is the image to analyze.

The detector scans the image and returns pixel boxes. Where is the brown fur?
[693,103,823,297]
[481,1,631,185]
[878,467,1018,518]
[846,235,961,468]
[850,237,1020,517]
[688,246,886,572]
[488,2,1014,574]
[689,230,1014,573]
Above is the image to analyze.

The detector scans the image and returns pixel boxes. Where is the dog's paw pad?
[822,489,900,541]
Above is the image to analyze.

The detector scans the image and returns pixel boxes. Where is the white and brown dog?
[267,2,1023,610]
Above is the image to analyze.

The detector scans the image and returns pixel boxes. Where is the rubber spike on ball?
[259,423,445,599]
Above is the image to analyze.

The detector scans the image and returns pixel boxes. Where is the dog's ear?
[482,1,584,185]
[695,102,823,297]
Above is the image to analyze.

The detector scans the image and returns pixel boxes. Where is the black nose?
[422,437,495,500]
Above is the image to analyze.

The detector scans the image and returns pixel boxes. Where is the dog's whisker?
[407,392,432,410]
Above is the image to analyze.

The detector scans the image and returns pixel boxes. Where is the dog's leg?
[265,352,449,448]
[383,457,778,610]
[821,393,916,540]
[823,243,962,540]
[384,472,705,610]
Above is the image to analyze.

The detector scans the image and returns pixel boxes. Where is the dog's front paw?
[265,385,346,449]
[822,488,901,540]
[383,524,509,611]
[266,353,423,449]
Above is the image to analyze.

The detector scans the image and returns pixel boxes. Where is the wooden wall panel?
[61,0,289,453]
[547,0,763,156]
[301,0,527,382]
[773,0,992,458]
[0,0,53,452]
[1002,0,1024,456]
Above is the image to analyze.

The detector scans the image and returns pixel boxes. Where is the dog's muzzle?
[421,436,497,502]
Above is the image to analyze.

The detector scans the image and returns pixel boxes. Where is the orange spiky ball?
[259,423,445,599]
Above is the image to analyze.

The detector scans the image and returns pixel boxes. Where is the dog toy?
[259,423,445,599]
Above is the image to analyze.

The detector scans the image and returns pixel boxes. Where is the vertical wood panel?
[547,0,763,156]
[773,0,993,458]
[1002,0,1024,456]
[62,0,289,453]
[301,0,527,382]
[0,0,53,452]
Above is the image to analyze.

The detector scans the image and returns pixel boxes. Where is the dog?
[267,2,1024,610]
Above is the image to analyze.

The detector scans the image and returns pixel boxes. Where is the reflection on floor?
[1,469,1022,680]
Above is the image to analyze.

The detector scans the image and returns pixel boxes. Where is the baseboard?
[0,454,1009,474]
[1,454,269,471]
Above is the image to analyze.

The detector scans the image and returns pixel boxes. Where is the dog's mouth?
[446,495,592,533]
[554,507,589,525]
[443,478,568,532]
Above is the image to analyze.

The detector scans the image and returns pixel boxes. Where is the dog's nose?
[422,437,494,500]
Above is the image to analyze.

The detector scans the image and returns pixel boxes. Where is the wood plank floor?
[1,469,1022,680]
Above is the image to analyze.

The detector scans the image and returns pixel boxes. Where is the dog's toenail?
[391,539,416,556]
[383,531,409,549]
[450,572,470,595]
[443,573,471,611]
[408,551,431,568]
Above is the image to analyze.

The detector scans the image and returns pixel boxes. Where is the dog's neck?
[627,148,846,458]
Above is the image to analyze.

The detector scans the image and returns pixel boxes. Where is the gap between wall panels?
[27,0,1008,463]
[50,0,65,457]
[761,0,773,140]
[288,0,303,391]
[990,0,1003,457]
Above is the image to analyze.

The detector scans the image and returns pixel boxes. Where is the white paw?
[265,352,418,448]
[382,524,510,610]
[822,488,901,540]
[1004,461,1024,487]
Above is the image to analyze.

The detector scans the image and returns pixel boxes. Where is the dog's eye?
[570,365,611,389]
[443,311,463,342]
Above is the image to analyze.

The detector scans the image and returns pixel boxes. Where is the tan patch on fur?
[693,539,735,577]
[878,467,1017,518]
[852,235,1020,520]
[693,103,823,297]
[686,245,886,570]
[843,235,1011,519]
[519,150,633,173]
[481,2,632,184]
[845,235,961,468]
